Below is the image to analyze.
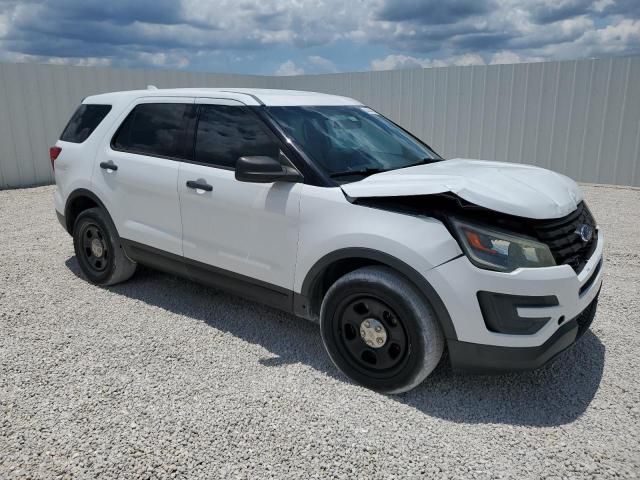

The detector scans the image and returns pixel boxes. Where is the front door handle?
[100,161,118,171]
[186,180,213,192]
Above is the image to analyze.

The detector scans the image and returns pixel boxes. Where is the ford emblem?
[575,224,594,243]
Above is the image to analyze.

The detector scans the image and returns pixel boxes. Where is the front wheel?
[320,266,444,394]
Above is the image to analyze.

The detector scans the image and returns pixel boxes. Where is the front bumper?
[447,290,599,372]
[426,230,604,347]
[423,229,604,371]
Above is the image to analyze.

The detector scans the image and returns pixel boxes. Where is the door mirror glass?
[235,156,303,183]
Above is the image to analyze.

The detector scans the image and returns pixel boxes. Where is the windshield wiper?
[329,167,387,179]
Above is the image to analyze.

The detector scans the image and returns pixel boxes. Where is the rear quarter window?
[60,104,112,143]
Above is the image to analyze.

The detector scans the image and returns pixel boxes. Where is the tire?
[320,266,444,394]
[72,207,136,286]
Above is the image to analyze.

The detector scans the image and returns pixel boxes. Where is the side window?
[61,104,112,143]
[112,103,194,159]
[194,105,279,169]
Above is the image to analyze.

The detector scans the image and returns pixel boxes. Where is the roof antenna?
[147,85,158,90]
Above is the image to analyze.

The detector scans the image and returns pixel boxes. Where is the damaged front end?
[352,192,598,275]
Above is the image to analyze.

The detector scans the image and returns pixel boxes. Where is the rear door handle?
[100,161,118,171]
[186,180,213,192]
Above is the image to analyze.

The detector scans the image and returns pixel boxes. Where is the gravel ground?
[1,184,639,479]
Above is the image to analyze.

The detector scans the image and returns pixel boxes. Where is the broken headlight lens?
[451,219,556,272]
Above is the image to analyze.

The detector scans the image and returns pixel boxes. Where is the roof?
[84,88,362,107]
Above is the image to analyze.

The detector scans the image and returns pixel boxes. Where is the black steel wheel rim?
[80,222,109,273]
[333,294,409,376]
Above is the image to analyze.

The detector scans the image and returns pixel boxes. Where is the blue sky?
[0,0,638,74]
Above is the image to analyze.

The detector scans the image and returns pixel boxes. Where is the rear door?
[178,98,301,305]
[93,97,195,255]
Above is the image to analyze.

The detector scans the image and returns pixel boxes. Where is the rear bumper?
[448,291,599,372]
[56,210,67,232]
[54,188,68,233]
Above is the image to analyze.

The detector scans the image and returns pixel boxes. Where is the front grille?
[530,202,597,273]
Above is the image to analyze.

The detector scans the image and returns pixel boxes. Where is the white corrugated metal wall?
[0,56,639,189]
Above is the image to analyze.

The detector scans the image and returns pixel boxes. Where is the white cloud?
[0,50,113,67]
[371,54,429,71]
[593,0,615,13]
[525,17,640,59]
[451,53,486,66]
[46,56,112,67]
[136,52,190,68]
[275,59,305,76]
[0,0,639,73]
[489,50,544,64]
[371,53,485,71]
[371,50,553,71]
[586,18,640,51]
[308,55,338,72]
[180,0,366,48]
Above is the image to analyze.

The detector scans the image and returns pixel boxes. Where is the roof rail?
[219,90,265,106]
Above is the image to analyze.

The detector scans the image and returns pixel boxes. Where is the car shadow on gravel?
[65,258,605,427]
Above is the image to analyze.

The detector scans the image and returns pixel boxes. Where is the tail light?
[49,146,62,170]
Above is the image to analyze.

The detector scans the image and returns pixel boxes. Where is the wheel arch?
[64,188,116,235]
[296,248,457,340]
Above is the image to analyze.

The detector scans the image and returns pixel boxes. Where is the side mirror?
[235,156,303,184]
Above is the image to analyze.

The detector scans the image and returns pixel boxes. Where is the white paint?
[341,158,584,219]
[84,88,362,108]
[293,184,463,293]
[53,85,606,354]
[91,96,192,255]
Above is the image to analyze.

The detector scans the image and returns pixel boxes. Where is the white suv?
[52,88,603,393]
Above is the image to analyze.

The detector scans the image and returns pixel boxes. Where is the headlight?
[451,219,556,272]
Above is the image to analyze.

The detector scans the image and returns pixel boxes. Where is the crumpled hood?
[340,158,583,219]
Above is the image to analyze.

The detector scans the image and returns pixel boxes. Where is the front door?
[178,98,302,307]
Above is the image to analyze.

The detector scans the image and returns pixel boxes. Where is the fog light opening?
[558,315,565,325]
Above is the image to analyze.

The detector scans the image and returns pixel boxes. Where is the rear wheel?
[320,266,444,394]
[73,207,136,286]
